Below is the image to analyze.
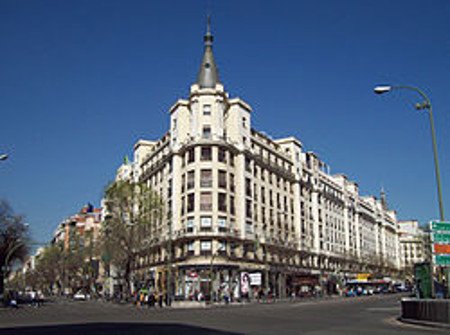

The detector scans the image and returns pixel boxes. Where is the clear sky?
[1,0,449,243]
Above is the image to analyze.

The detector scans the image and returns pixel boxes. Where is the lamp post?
[374,85,445,222]
[0,154,8,161]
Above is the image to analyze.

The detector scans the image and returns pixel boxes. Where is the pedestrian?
[158,292,163,308]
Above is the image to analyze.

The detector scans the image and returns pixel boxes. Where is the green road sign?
[431,221,450,231]
[432,232,450,243]
[435,254,450,266]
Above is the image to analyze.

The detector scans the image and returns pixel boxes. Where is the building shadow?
[0,322,243,335]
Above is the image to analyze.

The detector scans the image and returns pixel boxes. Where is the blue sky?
[1,0,449,243]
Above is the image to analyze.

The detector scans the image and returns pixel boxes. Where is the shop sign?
[249,272,262,286]
[356,273,371,281]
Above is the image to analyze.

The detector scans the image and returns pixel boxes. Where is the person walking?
[158,291,163,308]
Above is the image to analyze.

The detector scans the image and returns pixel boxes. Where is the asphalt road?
[0,294,446,335]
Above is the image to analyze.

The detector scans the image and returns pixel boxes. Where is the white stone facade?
[115,25,402,299]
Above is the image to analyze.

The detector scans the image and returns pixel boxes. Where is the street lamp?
[373,84,445,222]
[0,154,8,161]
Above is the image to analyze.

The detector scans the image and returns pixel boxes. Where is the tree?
[101,180,163,297]
[0,200,29,297]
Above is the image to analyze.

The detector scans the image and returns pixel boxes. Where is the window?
[218,170,227,189]
[201,147,212,161]
[203,104,211,116]
[200,216,212,228]
[200,240,212,251]
[172,118,177,130]
[230,196,235,215]
[245,157,252,172]
[229,152,234,166]
[230,174,235,192]
[218,217,227,232]
[187,193,195,213]
[245,178,252,197]
[200,192,212,211]
[246,200,252,218]
[218,240,227,253]
[218,193,227,212]
[188,241,195,254]
[242,117,247,128]
[187,171,195,189]
[218,147,226,163]
[188,148,195,163]
[181,174,185,193]
[186,218,194,233]
[202,125,211,139]
[200,169,212,188]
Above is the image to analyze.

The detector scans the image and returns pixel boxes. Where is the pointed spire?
[380,186,388,210]
[196,15,220,88]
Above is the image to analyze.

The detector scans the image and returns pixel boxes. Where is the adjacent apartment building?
[114,23,401,299]
[398,220,429,276]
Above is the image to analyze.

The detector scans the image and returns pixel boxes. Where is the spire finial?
[207,14,211,35]
[380,185,388,210]
[196,15,220,88]
[204,15,213,46]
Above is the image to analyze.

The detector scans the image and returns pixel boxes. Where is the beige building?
[115,23,401,299]
[398,220,429,274]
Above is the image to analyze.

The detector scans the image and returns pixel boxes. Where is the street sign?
[435,255,450,266]
[431,221,450,231]
[432,233,450,243]
[434,244,450,254]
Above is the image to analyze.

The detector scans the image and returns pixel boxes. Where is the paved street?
[0,294,446,335]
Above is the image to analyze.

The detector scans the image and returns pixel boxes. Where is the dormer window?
[203,104,211,116]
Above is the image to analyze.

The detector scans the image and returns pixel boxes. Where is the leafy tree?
[0,200,29,296]
[101,180,163,297]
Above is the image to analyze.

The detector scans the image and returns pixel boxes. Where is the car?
[73,291,89,301]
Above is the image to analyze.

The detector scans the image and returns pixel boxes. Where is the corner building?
[119,24,401,299]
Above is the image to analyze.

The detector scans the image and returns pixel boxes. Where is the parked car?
[73,291,90,301]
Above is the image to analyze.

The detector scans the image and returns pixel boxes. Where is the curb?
[398,317,450,329]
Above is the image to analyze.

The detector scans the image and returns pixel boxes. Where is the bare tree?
[0,200,29,297]
[101,180,163,297]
